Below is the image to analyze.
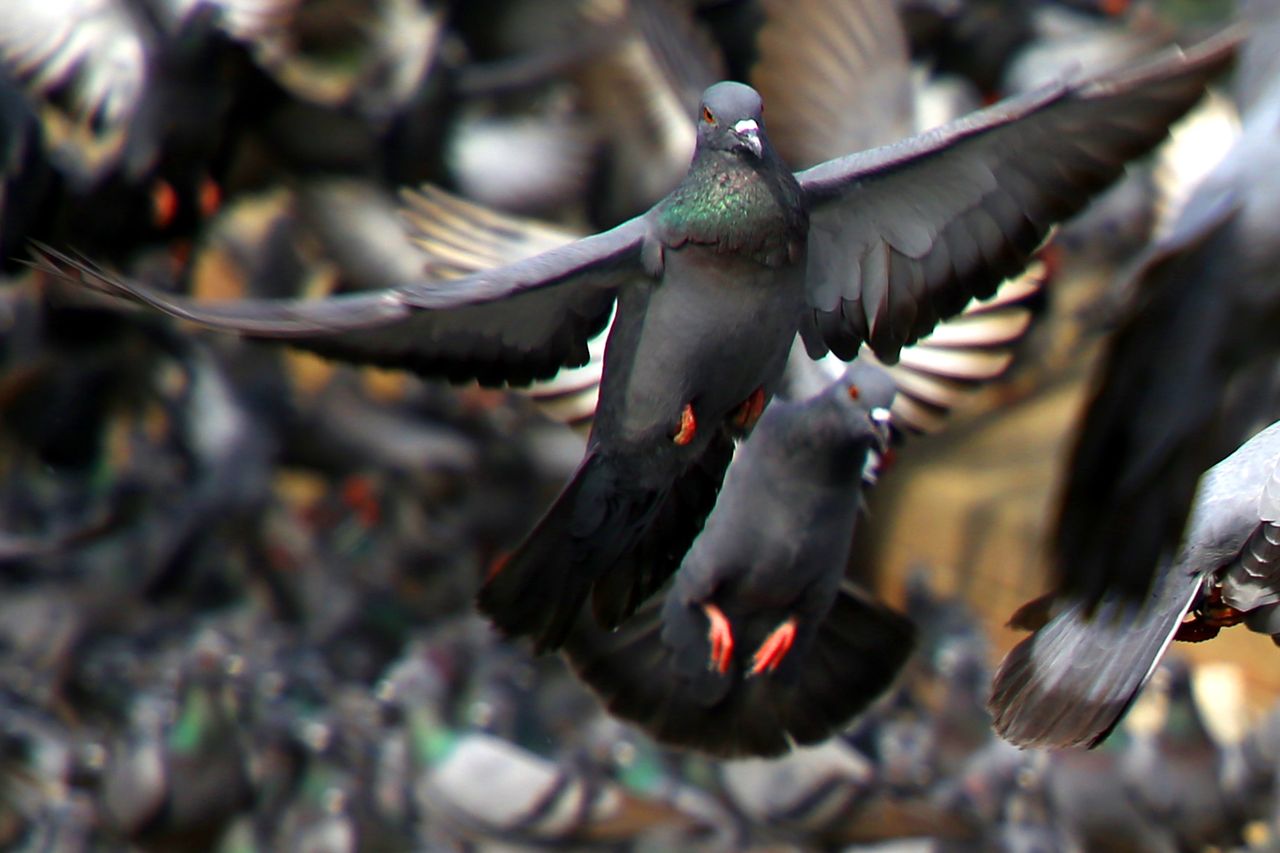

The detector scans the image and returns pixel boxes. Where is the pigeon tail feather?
[477,451,664,652]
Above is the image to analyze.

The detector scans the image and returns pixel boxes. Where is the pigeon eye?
[847,385,860,400]
[701,106,715,124]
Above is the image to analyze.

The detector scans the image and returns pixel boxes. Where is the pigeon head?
[754,360,897,487]
[842,360,898,418]
[696,82,766,160]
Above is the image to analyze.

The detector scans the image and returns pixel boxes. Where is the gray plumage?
[35,32,1238,652]
[1054,1,1280,607]
[562,360,914,757]
[990,419,1280,750]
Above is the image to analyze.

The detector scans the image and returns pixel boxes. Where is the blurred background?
[2,0,1274,850]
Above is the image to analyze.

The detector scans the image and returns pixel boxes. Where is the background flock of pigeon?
[8,0,1280,849]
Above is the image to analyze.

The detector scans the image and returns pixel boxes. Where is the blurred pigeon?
[900,0,1139,99]
[101,670,252,848]
[1119,660,1249,851]
[717,739,875,841]
[1037,740,1177,852]
[36,33,1238,653]
[751,0,916,170]
[572,0,725,221]
[1053,2,1280,607]
[719,737,978,847]
[0,0,298,264]
[562,360,913,757]
[990,418,1280,749]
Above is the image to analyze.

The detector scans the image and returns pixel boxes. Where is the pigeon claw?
[1177,586,1246,642]
[702,603,734,673]
[749,617,797,676]
[1175,616,1221,643]
[731,386,767,431]
[673,403,697,446]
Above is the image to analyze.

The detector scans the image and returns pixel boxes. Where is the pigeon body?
[1054,3,1280,607]
[990,419,1280,749]
[563,361,916,757]
[479,81,809,650]
[37,31,1240,651]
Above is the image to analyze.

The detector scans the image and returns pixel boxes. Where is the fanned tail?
[988,565,1202,749]
[564,582,915,758]
[477,452,662,652]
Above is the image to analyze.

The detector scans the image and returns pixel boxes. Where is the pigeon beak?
[732,119,762,158]
[870,406,893,451]
[861,406,894,484]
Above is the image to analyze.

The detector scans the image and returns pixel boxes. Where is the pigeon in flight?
[1052,0,1280,609]
[35,30,1238,651]
[991,418,1280,750]
[562,360,913,758]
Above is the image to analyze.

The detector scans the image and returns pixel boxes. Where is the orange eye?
[847,385,860,400]
[701,106,714,124]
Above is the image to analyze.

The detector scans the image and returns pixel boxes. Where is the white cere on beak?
[733,118,762,158]
[869,406,894,453]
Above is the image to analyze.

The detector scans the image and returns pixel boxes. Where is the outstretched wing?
[30,212,650,387]
[796,29,1239,363]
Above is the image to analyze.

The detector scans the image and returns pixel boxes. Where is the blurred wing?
[1234,0,1280,120]
[158,0,301,41]
[0,0,147,129]
[575,0,723,215]
[752,0,915,169]
[989,567,1201,750]
[401,184,605,419]
[400,183,580,277]
[31,211,648,386]
[1150,89,1240,242]
[1052,193,1242,604]
[797,30,1239,363]
[796,262,1044,436]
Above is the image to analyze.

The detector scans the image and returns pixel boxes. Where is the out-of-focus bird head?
[696,81,765,160]
[843,359,898,443]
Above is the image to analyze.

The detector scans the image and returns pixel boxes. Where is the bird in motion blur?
[1052,0,1280,611]
[991,418,1280,749]
[34,28,1238,653]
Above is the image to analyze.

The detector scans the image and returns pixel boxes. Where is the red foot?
[341,475,381,526]
[151,179,179,229]
[199,176,223,219]
[673,403,697,446]
[702,603,734,673]
[731,387,767,431]
[1176,586,1246,642]
[1175,617,1221,643]
[750,617,797,675]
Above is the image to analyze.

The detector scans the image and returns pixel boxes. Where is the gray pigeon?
[1054,0,1280,607]
[562,360,914,757]
[36,32,1238,653]
[990,418,1280,749]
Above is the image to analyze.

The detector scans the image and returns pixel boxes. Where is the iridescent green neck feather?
[657,151,807,265]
